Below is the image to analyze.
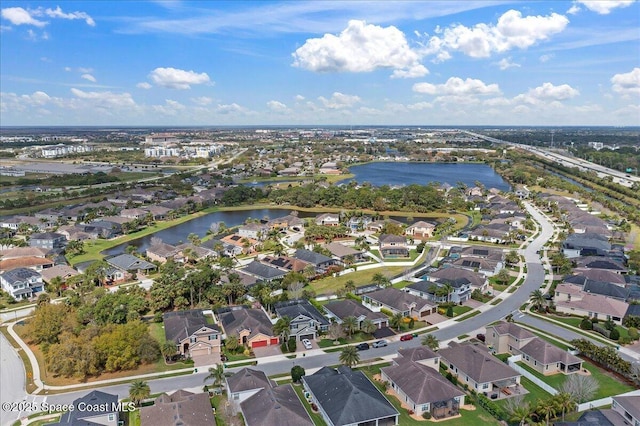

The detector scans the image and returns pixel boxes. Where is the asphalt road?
[0,201,555,425]
[0,333,27,426]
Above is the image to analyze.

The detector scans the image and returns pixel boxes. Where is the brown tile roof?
[519,337,582,366]
[0,247,49,260]
[396,346,439,363]
[0,256,53,272]
[140,390,214,426]
[489,321,536,341]
[40,265,79,283]
[556,292,628,319]
[439,344,520,384]
[382,361,464,405]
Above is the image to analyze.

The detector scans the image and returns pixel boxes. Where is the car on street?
[399,334,414,341]
[476,333,485,342]
[302,339,313,350]
[355,342,370,351]
[372,339,388,348]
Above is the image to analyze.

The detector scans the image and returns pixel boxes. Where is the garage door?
[190,347,210,356]
[270,338,279,345]
[252,340,268,348]
[299,334,314,341]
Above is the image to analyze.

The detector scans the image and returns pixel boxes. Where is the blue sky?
[1,1,638,126]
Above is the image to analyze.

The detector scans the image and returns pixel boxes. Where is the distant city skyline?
[1,1,639,126]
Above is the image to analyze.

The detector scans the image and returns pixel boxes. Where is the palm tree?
[530,289,546,312]
[204,364,225,391]
[160,341,177,362]
[510,403,532,426]
[421,334,439,351]
[537,398,558,426]
[273,316,291,343]
[344,279,356,294]
[556,392,576,422]
[47,276,64,297]
[441,283,454,303]
[129,380,150,406]
[342,316,359,338]
[361,319,377,335]
[344,254,355,269]
[390,313,404,332]
[339,346,360,368]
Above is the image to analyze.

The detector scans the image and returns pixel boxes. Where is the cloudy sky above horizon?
[1,1,639,126]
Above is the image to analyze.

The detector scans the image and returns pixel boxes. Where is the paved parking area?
[463,299,484,309]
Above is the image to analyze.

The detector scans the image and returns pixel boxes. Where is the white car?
[302,339,313,350]
[372,339,388,348]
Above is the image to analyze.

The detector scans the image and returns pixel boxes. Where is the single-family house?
[40,264,79,284]
[405,221,436,240]
[438,344,521,397]
[450,256,503,277]
[0,256,53,273]
[260,255,310,273]
[469,224,512,244]
[274,299,330,341]
[0,268,43,300]
[378,234,409,258]
[405,278,472,304]
[576,257,628,274]
[323,299,389,329]
[424,267,488,292]
[554,284,629,324]
[562,233,611,259]
[29,232,66,249]
[106,254,156,276]
[381,361,465,419]
[294,249,336,273]
[238,223,269,241]
[562,275,630,301]
[226,368,274,406]
[267,214,304,231]
[0,247,49,260]
[140,390,215,426]
[347,215,372,231]
[367,219,403,233]
[394,346,440,370]
[323,242,366,265]
[315,213,340,227]
[240,384,314,426]
[221,234,259,254]
[145,205,172,221]
[218,306,279,349]
[456,245,504,260]
[362,288,437,319]
[611,395,640,426]
[47,390,119,426]
[242,260,287,282]
[120,208,150,220]
[146,242,180,264]
[302,366,399,426]
[163,310,221,361]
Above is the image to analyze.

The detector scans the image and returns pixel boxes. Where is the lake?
[344,162,510,191]
[105,162,507,256]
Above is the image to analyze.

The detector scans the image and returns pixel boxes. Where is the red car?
[400,334,413,341]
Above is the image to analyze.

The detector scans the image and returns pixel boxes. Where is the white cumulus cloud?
[153,99,186,115]
[424,9,569,60]
[136,82,152,89]
[267,100,288,112]
[515,82,579,104]
[148,67,211,89]
[43,6,95,26]
[611,67,640,96]
[191,96,213,106]
[413,77,500,96]
[1,7,46,27]
[318,92,362,109]
[81,73,96,82]
[497,58,520,70]
[573,0,636,14]
[70,88,136,108]
[292,20,426,77]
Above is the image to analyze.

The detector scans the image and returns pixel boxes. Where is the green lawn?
[128,410,141,426]
[391,280,413,289]
[309,266,406,294]
[148,322,166,344]
[547,315,625,344]
[454,310,481,322]
[583,362,635,399]
[452,306,472,317]
[516,361,565,389]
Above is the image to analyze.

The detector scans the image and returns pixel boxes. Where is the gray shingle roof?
[242,260,287,280]
[382,361,464,405]
[396,346,439,363]
[106,254,156,272]
[439,344,520,384]
[140,390,215,426]
[294,249,333,265]
[323,299,387,322]
[428,267,486,289]
[274,299,330,326]
[365,288,435,313]
[490,321,536,341]
[163,310,219,344]
[303,366,399,426]
[226,368,272,394]
[241,384,313,426]
[0,267,40,285]
[613,395,640,422]
[49,391,118,425]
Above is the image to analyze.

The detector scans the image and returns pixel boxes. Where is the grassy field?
[309,266,406,295]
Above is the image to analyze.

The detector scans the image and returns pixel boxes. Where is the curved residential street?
[1,201,559,425]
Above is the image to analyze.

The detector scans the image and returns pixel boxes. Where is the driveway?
[253,345,283,358]
[422,312,449,325]
[192,352,220,368]
[463,299,484,309]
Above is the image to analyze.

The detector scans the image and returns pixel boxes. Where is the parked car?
[302,339,313,350]
[356,342,370,351]
[400,334,413,341]
[476,333,485,342]
[372,339,388,348]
